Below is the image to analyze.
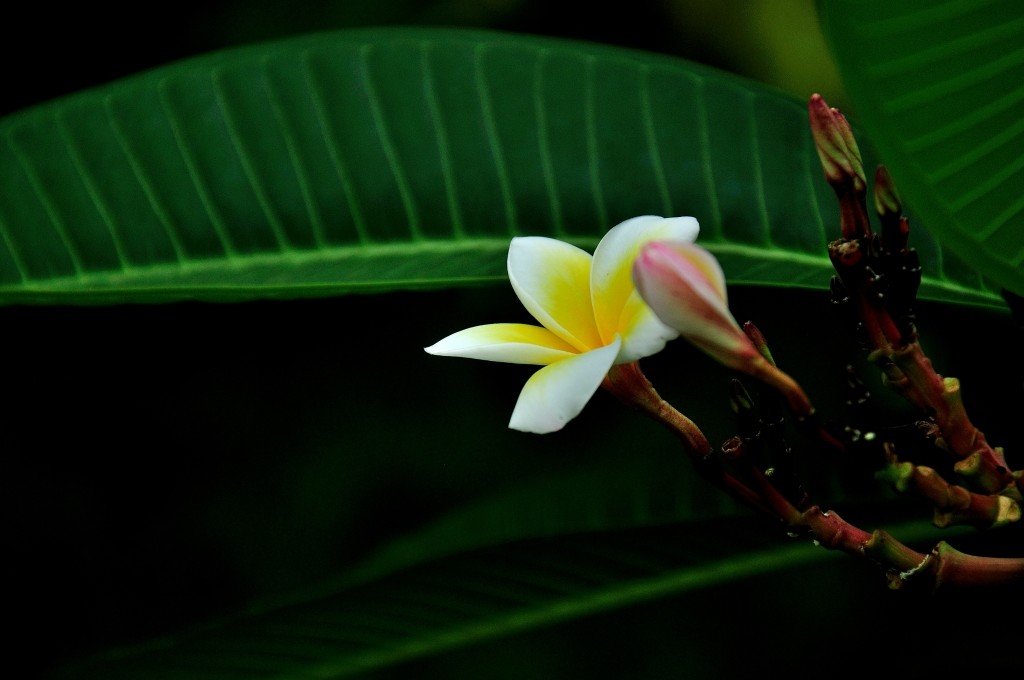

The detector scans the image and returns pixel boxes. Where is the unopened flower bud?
[742,321,776,366]
[634,241,816,417]
[809,94,871,240]
[809,94,866,187]
[873,165,901,219]
[632,240,763,372]
[729,379,759,440]
[874,165,910,255]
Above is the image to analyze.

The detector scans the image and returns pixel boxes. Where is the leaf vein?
[360,43,422,241]
[534,49,564,236]
[584,56,607,232]
[304,49,369,245]
[746,91,771,246]
[639,66,673,217]
[7,118,85,274]
[262,54,328,248]
[694,78,722,236]
[421,41,464,239]
[474,44,517,238]
[104,95,189,264]
[883,43,1024,113]
[211,65,293,252]
[54,109,131,271]
[157,76,238,259]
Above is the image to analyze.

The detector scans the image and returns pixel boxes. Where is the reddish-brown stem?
[927,542,1024,589]
[607,360,1024,590]
[743,451,1024,590]
[880,457,1021,529]
[830,228,1016,496]
[602,362,709,455]
[602,362,774,518]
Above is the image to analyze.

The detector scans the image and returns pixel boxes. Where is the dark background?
[3,2,1021,679]
[0,0,849,119]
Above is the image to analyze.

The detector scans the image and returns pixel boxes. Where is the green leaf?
[820,0,1024,298]
[51,516,962,680]
[41,414,955,680]
[0,27,1002,308]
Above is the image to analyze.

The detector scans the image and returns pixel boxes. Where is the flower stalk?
[810,93,1022,503]
[621,93,1024,589]
[601,361,775,516]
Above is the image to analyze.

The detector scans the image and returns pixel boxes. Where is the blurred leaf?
[820,0,1024,298]
[46,478,955,680]
[0,27,1002,307]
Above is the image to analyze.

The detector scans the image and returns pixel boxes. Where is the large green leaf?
[820,0,1024,298]
[0,27,1002,307]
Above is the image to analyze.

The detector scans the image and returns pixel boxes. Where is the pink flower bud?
[632,240,763,372]
[873,165,910,253]
[809,93,871,240]
[808,93,866,192]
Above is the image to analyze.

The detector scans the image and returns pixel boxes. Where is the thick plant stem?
[606,363,1024,590]
[865,535,1024,590]
[602,362,775,517]
[602,362,710,456]
[879,455,1022,529]
[888,343,1016,495]
[926,542,1024,589]
[740,325,847,456]
[724,434,1024,590]
[814,92,1019,500]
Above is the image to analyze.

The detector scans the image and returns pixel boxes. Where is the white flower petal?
[615,292,679,363]
[591,215,700,344]
[508,236,602,351]
[425,323,578,365]
[508,336,621,433]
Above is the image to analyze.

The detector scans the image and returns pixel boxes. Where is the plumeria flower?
[425,215,700,434]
